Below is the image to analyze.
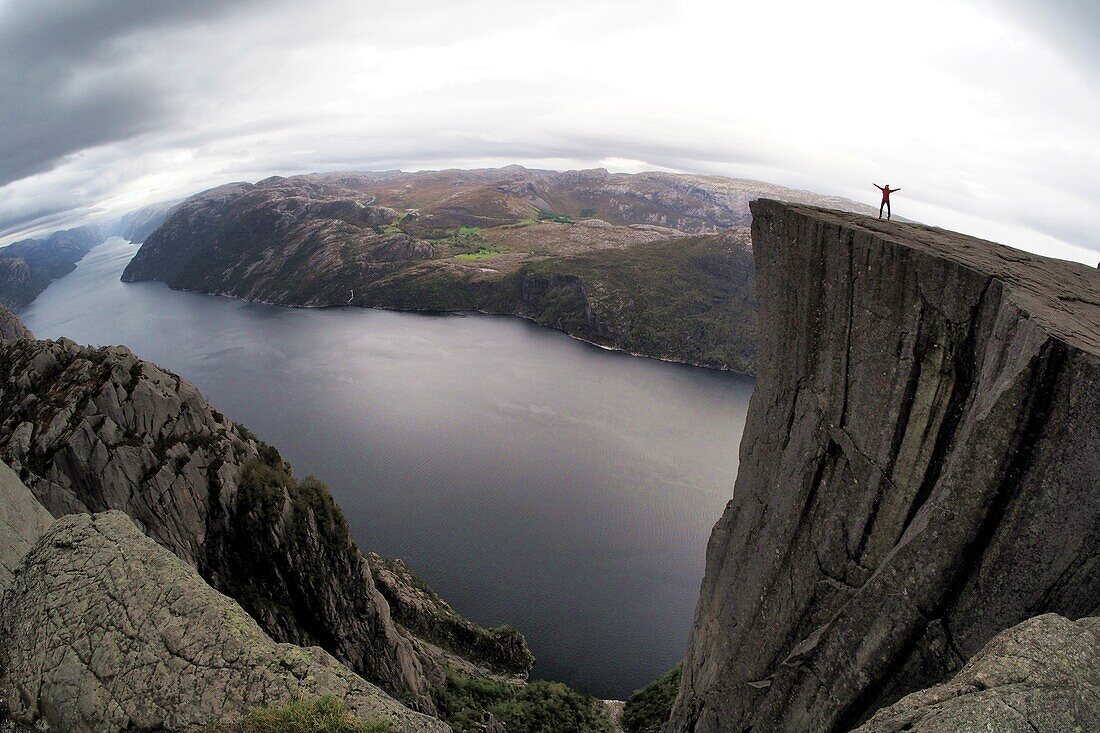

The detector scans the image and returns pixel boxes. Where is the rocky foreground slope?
[668,200,1100,732]
[1,510,447,733]
[0,459,52,591]
[852,613,1100,733]
[0,334,532,711]
[118,167,883,373]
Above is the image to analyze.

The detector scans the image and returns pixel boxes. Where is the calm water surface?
[22,238,754,698]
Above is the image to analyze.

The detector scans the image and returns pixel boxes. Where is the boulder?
[852,614,1100,733]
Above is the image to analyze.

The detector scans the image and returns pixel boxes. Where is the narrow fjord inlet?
[20,236,754,698]
[3,4,1098,729]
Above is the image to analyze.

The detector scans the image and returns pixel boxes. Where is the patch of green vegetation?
[454,248,501,261]
[360,266,522,313]
[338,240,359,265]
[197,696,388,733]
[221,455,360,650]
[621,664,681,733]
[456,226,482,236]
[238,461,293,524]
[434,671,613,733]
[537,211,574,224]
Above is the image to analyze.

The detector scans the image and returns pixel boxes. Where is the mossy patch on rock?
[198,696,390,733]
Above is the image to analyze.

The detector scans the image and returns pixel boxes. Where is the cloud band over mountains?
[2,0,1098,263]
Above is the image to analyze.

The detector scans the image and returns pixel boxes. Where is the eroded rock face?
[369,554,535,677]
[0,460,52,592]
[0,511,449,733]
[0,307,31,342]
[0,337,429,702]
[120,176,431,305]
[668,201,1100,732]
[852,614,1100,733]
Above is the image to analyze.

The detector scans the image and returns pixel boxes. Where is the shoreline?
[128,277,757,378]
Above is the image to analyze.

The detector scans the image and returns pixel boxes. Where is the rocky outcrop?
[0,337,430,703]
[0,226,102,309]
[369,554,535,677]
[852,614,1100,733]
[0,511,449,733]
[0,460,52,592]
[668,201,1100,732]
[0,306,30,341]
[121,176,433,304]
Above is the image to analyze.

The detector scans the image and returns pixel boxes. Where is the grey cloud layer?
[0,0,1097,261]
[0,0,271,185]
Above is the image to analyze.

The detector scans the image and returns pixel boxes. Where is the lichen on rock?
[0,511,449,733]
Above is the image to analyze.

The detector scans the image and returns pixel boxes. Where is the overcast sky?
[1,0,1097,263]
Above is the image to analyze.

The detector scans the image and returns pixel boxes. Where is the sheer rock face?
[0,511,449,733]
[0,460,52,592]
[668,201,1100,733]
[0,307,31,342]
[0,337,430,703]
[851,614,1100,733]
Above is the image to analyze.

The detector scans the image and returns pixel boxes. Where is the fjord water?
[22,238,753,699]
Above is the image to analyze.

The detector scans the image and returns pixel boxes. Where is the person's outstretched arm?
[890,187,901,193]
[874,183,884,190]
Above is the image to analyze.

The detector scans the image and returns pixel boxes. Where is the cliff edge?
[668,200,1100,732]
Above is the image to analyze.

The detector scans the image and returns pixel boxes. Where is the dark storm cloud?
[0,0,272,186]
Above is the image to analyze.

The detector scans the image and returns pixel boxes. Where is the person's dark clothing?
[875,184,900,220]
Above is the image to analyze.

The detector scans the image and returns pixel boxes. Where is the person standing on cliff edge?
[874,183,901,220]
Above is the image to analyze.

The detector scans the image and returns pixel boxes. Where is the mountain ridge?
[120,167,879,373]
[0,226,103,310]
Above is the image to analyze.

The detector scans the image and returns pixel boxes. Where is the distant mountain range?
[0,202,174,311]
[105,200,176,244]
[120,167,878,373]
[0,226,104,310]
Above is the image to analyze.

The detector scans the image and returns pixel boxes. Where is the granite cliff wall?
[668,200,1100,732]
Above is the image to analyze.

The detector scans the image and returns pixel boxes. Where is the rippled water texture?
[22,238,754,698]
